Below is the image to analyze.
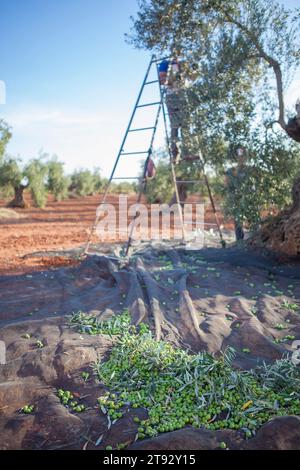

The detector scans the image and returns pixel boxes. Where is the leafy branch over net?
[71,311,300,442]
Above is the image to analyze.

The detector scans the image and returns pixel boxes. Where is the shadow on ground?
[0,244,299,449]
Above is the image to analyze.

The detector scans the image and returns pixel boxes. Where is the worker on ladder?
[158,58,195,164]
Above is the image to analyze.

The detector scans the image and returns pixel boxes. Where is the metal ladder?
[84,55,225,255]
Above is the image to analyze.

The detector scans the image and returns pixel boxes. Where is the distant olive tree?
[0,156,26,207]
[144,151,217,205]
[109,181,137,194]
[47,157,70,201]
[24,157,49,208]
[0,119,11,161]
[1,124,48,207]
[128,0,300,142]
[0,151,49,208]
[70,168,104,197]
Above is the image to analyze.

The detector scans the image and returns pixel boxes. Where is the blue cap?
[158,60,169,73]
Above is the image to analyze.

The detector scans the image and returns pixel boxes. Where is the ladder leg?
[157,62,186,242]
[124,178,146,257]
[170,158,186,241]
[125,99,163,256]
[203,172,225,246]
[197,146,226,248]
[84,55,156,255]
[179,82,225,248]
[84,184,112,254]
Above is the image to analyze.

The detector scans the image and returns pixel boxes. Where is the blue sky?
[0,0,299,177]
[0,0,161,177]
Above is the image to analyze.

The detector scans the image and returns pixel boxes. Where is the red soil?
[0,192,232,275]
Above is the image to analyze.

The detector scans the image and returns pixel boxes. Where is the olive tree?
[128,0,300,141]
[47,157,70,201]
[0,156,26,207]
[0,119,11,161]
[24,157,49,208]
[0,153,49,208]
[69,168,104,197]
[221,130,300,228]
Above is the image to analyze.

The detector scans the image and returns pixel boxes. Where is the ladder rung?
[174,201,205,205]
[194,222,218,226]
[145,80,159,85]
[121,151,149,155]
[128,126,155,132]
[175,159,199,165]
[137,101,161,108]
[175,180,205,183]
[151,56,172,63]
[112,177,141,180]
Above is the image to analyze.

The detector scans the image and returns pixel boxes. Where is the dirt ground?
[0,242,300,450]
[0,192,232,275]
[1,193,300,450]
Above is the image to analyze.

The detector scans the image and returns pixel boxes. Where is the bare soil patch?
[0,192,232,275]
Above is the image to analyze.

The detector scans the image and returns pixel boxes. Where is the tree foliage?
[24,157,49,208]
[127,0,300,227]
[0,156,23,192]
[0,119,12,161]
[144,156,174,203]
[47,157,70,201]
[0,121,110,207]
[0,130,70,208]
[128,0,300,137]
[221,130,300,228]
[143,150,214,204]
[70,168,104,197]
[109,181,137,194]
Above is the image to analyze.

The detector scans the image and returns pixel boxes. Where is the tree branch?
[220,10,286,130]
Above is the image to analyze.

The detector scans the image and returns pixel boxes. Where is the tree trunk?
[249,176,300,258]
[285,118,300,143]
[7,185,26,208]
[169,183,188,207]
